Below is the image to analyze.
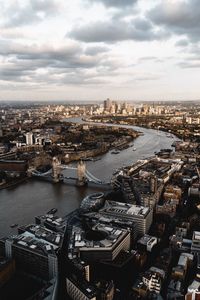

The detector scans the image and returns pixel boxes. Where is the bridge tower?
[27,166,35,177]
[52,157,61,183]
[76,160,87,186]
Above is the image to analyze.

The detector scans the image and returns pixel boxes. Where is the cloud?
[0,28,26,40]
[69,17,169,43]
[84,46,110,55]
[175,38,190,47]
[0,40,81,60]
[177,61,200,69]
[1,0,62,28]
[148,0,200,42]
[0,40,119,86]
[86,0,137,8]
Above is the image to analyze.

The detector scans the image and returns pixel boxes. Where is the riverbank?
[83,115,181,140]
[0,176,28,190]
[59,120,141,163]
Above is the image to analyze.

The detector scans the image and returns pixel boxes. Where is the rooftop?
[67,277,97,299]
[35,214,68,232]
[68,222,128,255]
[18,224,63,247]
[193,231,200,241]
[3,231,59,257]
[101,200,150,218]
[138,234,157,246]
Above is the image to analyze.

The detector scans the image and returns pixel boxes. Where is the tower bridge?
[30,157,110,187]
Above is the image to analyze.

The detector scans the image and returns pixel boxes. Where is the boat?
[93,157,101,161]
[47,208,57,214]
[111,150,120,154]
[132,148,136,151]
[83,157,94,161]
[10,223,18,228]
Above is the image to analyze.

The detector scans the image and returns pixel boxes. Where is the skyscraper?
[25,132,33,145]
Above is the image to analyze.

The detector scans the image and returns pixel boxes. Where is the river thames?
[0,119,178,237]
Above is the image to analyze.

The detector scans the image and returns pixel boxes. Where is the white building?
[25,132,33,145]
[142,268,165,294]
[186,280,200,300]
[137,234,158,252]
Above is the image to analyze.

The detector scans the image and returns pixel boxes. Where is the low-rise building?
[137,234,158,252]
[172,253,193,280]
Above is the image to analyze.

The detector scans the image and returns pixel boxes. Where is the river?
[0,117,178,237]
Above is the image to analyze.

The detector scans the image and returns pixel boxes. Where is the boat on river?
[111,150,120,154]
[47,208,57,214]
[10,223,18,228]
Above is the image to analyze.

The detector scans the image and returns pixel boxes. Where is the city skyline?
[0,0,200,101]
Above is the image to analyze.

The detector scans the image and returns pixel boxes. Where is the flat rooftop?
[35,213,68,232]
[67,220,129,260]
[193,231,200,241]
[137,234,157,246]
[19,224,63,247]
[100,201,150,218]
[67,277,97,299]
[3,231,59,257]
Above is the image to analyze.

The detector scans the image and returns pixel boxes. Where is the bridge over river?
[0,118,179,236]
[31,158,110,186]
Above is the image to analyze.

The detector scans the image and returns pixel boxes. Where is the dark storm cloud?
[148,0,200,42]
[69,18,169,43]
[86,0,137,8]
[2,0,61,27]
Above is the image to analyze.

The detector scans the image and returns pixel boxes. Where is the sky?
[0,0,200,101]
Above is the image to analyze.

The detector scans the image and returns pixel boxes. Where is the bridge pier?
[52,157,62,183]
[76,160,87,186]
[27,167,35,177]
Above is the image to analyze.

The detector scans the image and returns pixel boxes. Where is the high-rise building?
[25,132,33,145]
[104,98,112,111]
